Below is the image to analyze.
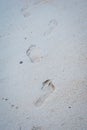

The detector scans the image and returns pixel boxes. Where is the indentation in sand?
[26,45,43,63]
[34,79,55,107]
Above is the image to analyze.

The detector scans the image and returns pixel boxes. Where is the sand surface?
[0,0,87,130]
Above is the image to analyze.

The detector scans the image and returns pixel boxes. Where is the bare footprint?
[44,19,58,36]
[21,0,30,18]
[21,0,49,17]
[34,79,55,107]
[26,45,43,63]
[31,126,42,130]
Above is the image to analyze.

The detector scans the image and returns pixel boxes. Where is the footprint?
[44,19,58,36]
[21,0,29,12]
[21,1,30,18]
[26,45,43,63]
[34,94,48,107]
[31,126,42,130]
[34,79,55,107]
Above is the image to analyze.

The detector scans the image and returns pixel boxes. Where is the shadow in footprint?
[34,79,55,107]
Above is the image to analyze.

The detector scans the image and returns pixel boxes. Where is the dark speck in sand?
[5,98,8,101]
[24,37,27,40]
[68,106,72,109]
[11,104,15,107]
[19,61,23,64]
[16,106,19,109]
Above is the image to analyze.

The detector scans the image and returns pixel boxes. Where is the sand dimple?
[34,80,55,107]
[26,45,43,63]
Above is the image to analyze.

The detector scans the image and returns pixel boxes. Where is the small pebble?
[5,98,8,101]
[19,61,23,64]
[11,104,15,107]
[16,106,19,109]
[68,106,72,109]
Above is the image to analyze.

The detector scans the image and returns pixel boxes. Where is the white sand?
[0,0,87,130]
